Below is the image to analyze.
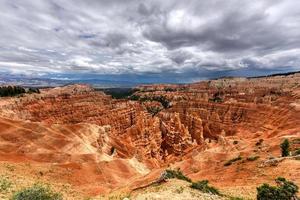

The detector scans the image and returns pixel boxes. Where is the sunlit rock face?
[2,74,300,161]
[0,73,299,196]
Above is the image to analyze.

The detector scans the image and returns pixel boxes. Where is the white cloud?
[0,0,299,80]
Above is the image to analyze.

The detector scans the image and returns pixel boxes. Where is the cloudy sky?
[0,0,300,83]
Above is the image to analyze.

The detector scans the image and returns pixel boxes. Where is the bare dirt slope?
[0,74,299,199]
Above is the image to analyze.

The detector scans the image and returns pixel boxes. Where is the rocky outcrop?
[159,112,194,156]
[1,74,300,163]
[0,74,299,196]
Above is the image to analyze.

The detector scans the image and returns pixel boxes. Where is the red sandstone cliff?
[0,74,299,198]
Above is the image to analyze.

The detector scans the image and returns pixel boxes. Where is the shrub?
[190,180,220,195]
[257,183,278,199]
[281,139,290,157]
[164,169,191,182]
[257,177,298,200]
[0,176,12,192]
[11,183,62,200]
[224,156,242,166]
[247,155,260,161]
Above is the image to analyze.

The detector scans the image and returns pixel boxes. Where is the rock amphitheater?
[0,74,299,199]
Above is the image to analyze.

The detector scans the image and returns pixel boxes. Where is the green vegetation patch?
[132,95,170,109]
[280,139,290,157]
[100,88,139,99]
[246,155,260,161]
[190,180,221,195]
[0,86,26,97]
[164,169,192,182]
[0,86,40,97]
[257,177,298,200]
[11,183,62,200]
[224,156,242,166]
[0,176,12,193]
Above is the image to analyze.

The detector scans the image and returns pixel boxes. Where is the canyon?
[0,73,300,199]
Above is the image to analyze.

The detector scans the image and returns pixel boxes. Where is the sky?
[0,0,300,83]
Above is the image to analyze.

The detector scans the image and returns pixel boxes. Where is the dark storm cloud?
[168,50,192,65]
[142,1,299,52]
[87,32,130,49]
[0,0,300,80]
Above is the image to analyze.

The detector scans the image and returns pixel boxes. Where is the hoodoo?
[0,74,299,199]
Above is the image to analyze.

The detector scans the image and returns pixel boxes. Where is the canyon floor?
[0,74,300,199]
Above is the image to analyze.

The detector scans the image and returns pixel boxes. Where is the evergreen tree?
[281,139,290,157]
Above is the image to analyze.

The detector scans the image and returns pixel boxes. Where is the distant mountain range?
[1,70,300,88]
[0,74,140,88]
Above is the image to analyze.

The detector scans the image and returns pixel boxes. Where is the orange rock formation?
[0,74,299,198]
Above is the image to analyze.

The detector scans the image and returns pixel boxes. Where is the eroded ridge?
[0,74,299,199]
